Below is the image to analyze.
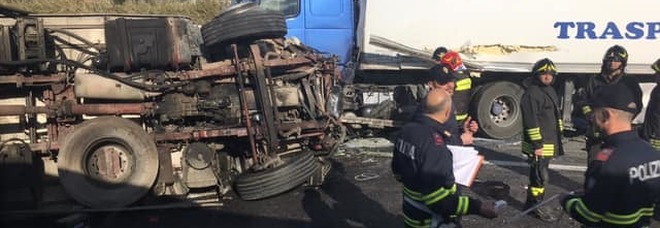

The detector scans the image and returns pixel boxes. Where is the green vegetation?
[0,0,230,24]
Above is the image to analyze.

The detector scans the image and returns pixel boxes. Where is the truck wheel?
[234,152,318,201]
[217,2,257,15]
[57,117,158,208]
[472,81,523,139]
[201,4,287,49]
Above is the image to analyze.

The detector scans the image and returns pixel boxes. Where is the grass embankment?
[0,0,230,24]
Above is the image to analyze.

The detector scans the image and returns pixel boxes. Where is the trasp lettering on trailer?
[554,22,660,39]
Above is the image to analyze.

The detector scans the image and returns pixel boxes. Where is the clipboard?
[446,145,484,187]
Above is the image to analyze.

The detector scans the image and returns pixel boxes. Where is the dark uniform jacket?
[577,73,643,118]
[520,78,564,157]
[413,104,463,145]
[562,131,660,227]
[642,85,660,150]
[392,115,481,226]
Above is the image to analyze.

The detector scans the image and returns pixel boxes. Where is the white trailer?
[360,0,660,72]
[348,0,658,138]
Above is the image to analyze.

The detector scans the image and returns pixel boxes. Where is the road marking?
[484,160,587,172]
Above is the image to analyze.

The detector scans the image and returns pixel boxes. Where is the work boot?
[530,206,557,222]
[523,189,541,211]
[524,189,557,222]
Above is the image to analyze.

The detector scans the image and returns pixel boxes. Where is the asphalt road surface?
[5,136,658,228]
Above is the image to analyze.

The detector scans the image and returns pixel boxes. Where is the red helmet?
[440,51,466,72]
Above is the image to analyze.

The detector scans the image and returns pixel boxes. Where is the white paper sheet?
[447,145,484,187]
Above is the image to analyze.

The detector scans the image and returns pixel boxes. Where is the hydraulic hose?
[51,36,99,56]
[47,28,101,52]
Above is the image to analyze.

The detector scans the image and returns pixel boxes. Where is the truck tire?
[57,117,159,208]
[234,152,318,201]
[472,81,524,139]
[217,2,257,15]
[201,4,287,49]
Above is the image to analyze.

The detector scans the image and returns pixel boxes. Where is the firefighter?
[439,51,473,126]
[561,83,660,228]
[642,58,660,151]
[431,47,477,128]
[431,47,449,64]
[575,45,643,163]
[414,47,449,102]
[392,88,498,228]
[419,46,450,103]
[422,64,478,146]
[520,58,564,222]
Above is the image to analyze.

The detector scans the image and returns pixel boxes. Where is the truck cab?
[251,0,355,66]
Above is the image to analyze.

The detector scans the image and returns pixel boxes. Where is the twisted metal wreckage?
[0,3,345,211]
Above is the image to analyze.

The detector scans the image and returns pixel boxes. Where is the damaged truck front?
[0,3,343,210]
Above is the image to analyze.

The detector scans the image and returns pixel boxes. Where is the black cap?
[431,47,448,61]
[429,64,456,84]
[590,83,638,114]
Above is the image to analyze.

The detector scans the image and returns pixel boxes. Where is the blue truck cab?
[251,0,355,66]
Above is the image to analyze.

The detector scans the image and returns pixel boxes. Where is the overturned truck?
[0,4,343,209]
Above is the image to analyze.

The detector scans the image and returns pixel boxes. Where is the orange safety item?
[440,51,466,72]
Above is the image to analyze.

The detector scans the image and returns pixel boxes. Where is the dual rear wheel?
[57,117,158,208]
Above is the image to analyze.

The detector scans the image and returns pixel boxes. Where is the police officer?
[422,64,478,146]
[520,58,564,222]
[575,45,643,163]
[392,88,498,228]
[642,58,660,151]
[561,83,660,228]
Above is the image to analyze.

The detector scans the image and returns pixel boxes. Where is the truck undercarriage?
[0,3,343,211]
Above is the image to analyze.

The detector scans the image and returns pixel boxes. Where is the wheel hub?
[86,144,133,184]
[490,97,514,127]
[491,102,503,115]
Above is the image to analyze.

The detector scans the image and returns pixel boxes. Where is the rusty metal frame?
[156,144,175,185]
[0,103,155,116]
[249,44,278,156]
[263,57,312,68]
[277,120,328,132]
[152,127,250,142]
[177,61,239,80]
[0,74,67,87]
[231,44,260,164]
[67,103,154,116]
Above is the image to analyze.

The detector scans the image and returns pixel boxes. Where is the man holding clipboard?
[392,85,499,228]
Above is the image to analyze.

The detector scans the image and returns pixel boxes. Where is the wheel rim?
[84,138,135,185]
[489,95,517,127]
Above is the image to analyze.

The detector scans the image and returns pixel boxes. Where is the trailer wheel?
[201,3,287,49]
[57,117,158,208]
[472,81,523,139]
[234,152,318,201]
